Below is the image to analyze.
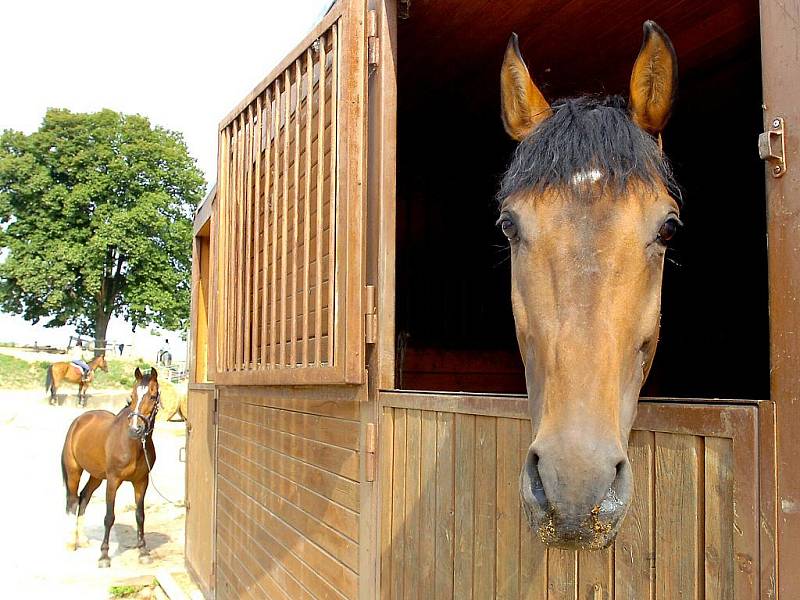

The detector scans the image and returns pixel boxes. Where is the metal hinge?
[367,10,380,70]
[213,388,219,425]
[364,285,377,344]
[365,422,377,482]
[759,116,787,178]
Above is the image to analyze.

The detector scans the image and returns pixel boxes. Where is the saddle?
[70,361,91,381]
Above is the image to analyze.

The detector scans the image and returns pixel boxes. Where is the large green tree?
[0,108,205,353]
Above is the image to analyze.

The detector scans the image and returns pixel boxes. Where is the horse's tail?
[45,364,53,393]
[60,445,68,489]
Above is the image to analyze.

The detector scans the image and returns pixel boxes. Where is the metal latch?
[759,117,787,178]
[364,423,376,482]
[367,10,380,70]
[364,285,377,344]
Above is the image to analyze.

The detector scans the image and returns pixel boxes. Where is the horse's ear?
[134,367,143,381]
[150,368,158,381]
[501,33,551,141]
[629,20,677,136]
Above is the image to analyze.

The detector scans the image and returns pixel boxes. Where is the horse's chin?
[522,496,629,551]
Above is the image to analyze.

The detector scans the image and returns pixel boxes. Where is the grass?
[108,584,143,598]
[0,354,161,391]
[0,354,52,389]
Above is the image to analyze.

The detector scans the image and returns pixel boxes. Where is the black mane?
[497,95,677,206]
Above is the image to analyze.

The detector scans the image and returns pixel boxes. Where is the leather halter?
[128,391,161,440]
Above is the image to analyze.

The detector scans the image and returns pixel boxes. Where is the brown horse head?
[499,21,679,549]
[91,354,109,373]
[128,367,160,439]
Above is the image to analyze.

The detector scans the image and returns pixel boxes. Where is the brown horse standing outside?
[45,354,108,406]
[61,367,160,567]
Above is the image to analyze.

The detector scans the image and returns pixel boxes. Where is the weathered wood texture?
[379,393,762,599]
[185,387,216,599]
[213,0,366,386]
[215,385,365,600]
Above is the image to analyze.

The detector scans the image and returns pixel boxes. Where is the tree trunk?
[94,310,111,357]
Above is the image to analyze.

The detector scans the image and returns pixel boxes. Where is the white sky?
[0,0,332,358]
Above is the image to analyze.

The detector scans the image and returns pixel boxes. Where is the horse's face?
[499,22,678,549]
[98,355,109,372]
[128,367,160,440]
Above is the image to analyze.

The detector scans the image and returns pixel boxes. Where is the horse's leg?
[98,477,120,568]
[76,475,102,548]
[50,370,58,405]
[133,477,152,564]
[62,459,81,550]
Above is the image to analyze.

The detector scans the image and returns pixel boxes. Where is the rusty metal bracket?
[365,422,377,482]
[367,9,380,71]
[759,116,787,178]
[364,285,377,344]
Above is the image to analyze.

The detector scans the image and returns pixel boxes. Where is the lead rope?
[139,401,180,505]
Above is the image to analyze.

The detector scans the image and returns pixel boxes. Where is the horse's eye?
[658,216,682,244]
[498,214,518,241]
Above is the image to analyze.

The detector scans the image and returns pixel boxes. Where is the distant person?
[70,340,90,382]
[158,339,172,367]
[118,343,125,356]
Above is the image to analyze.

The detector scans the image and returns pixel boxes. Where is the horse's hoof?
[98,557,111,568]
[65,541,77,552]
[138,553,153,565]
[77,535,89,548]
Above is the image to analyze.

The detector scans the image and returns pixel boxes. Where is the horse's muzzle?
[128,425,145,440]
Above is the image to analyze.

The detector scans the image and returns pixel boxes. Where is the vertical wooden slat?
[243,105,253,369]
[391,409,407,600]
[496,418,520,600]
[615,429,655,600]
[326,24,338,366]
[419,411,437,594]
[380,408,395,600]
[435,412,455,600]
[280,71,290,366]
[578,546,613,600]
[454,413,475,599]
[547,549,577,600]
[655,433,702,600]
[235,113,246,370]
[474,416,497,600]
[302,48,313,367]
[290,59,301,367]
[704,437,734,600]
[519,420,547,600]
[227,123,239,371]
[217,129,230,371]
[270,84,280,366]
[314,32,327,366]
[220,126,236,371]
[260,91,270,368]
[253,95,263,366]
[404,409,422,598]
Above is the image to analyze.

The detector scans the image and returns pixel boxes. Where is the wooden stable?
[185,0,800,597]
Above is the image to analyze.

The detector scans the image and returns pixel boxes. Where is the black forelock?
[497,95,677,207]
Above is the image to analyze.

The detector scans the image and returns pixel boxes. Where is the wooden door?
[378,393,770,600]
[213,0,369,386]
[186,385,217,598]
[759,2,800,597]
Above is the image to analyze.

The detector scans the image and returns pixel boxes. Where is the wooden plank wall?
[379,400,755,600]
[215,386,364,600]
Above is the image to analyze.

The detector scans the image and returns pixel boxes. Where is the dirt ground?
[0,389,187,599]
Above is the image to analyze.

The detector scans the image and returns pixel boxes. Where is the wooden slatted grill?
[216,25,339,375]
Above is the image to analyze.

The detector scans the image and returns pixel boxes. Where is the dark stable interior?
[394,0,770,399]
